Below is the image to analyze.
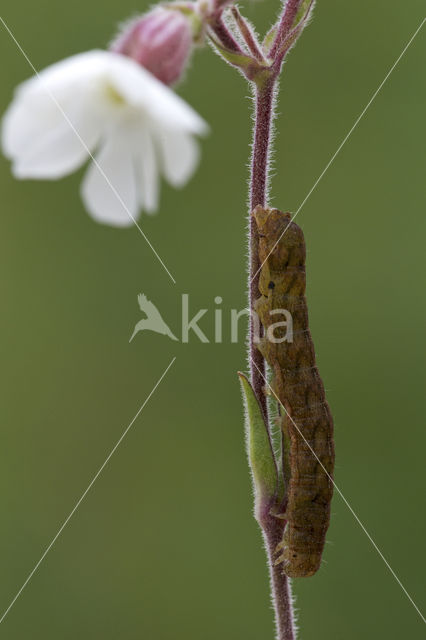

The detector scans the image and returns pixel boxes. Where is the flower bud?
[111,6,200,86]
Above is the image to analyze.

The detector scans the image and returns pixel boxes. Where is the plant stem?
[230,6,266,62]
[209,14,244,54]
[264,517,296,640]
[270,0,303,57]
[249,76,276,419]
[249,77,296,640]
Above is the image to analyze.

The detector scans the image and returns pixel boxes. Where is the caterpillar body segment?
[253,206,335,578]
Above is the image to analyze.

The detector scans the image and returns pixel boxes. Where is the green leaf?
[238,373,278,512]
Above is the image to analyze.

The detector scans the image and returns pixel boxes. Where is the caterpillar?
[253,205,335,578]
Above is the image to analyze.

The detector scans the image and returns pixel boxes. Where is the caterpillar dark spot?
[253,206,335,578]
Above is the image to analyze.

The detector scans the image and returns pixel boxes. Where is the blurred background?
[0,1,425,638]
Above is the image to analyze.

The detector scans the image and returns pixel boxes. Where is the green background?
[0,1,425,638]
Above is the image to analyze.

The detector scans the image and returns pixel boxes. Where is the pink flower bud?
[111,7,195,86]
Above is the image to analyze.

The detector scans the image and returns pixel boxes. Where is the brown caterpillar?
[254,206,335,578]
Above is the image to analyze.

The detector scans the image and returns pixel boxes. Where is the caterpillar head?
[253,206,305,272]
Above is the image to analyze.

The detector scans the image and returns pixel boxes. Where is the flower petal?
[157,128,200,187]
[107,53,209,136]
[13,51,112,98]
[1,49,208,224]
[81,129,138,227]
[134,128,159,214]
[2,52,113,178]
[2,52,111,152]
[10,109,102,180]
[3,87,65,159]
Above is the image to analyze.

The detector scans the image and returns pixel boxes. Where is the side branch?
[270,0,304,57]
[208,12,244,54]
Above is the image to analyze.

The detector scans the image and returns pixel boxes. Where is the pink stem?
[249,75,296,640]
[249,77,276,419]
[209,14,244,54]
[270,0,304,58]
[231,6,265,61]
[264,517,296,640]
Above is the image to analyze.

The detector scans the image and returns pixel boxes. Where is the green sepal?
[208,35,255,71]
[238,372,279,507]
[262,25,278,57]
[294,0,316,29]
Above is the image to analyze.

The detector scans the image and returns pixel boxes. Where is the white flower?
[2,50,208,226]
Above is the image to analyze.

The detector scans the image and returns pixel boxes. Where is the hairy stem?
[249,77,276,419]
[209,14,243,53]
[249,77,296,640]
[264,517,296,640]
[270,0,303,57]
[231,6,265,62]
